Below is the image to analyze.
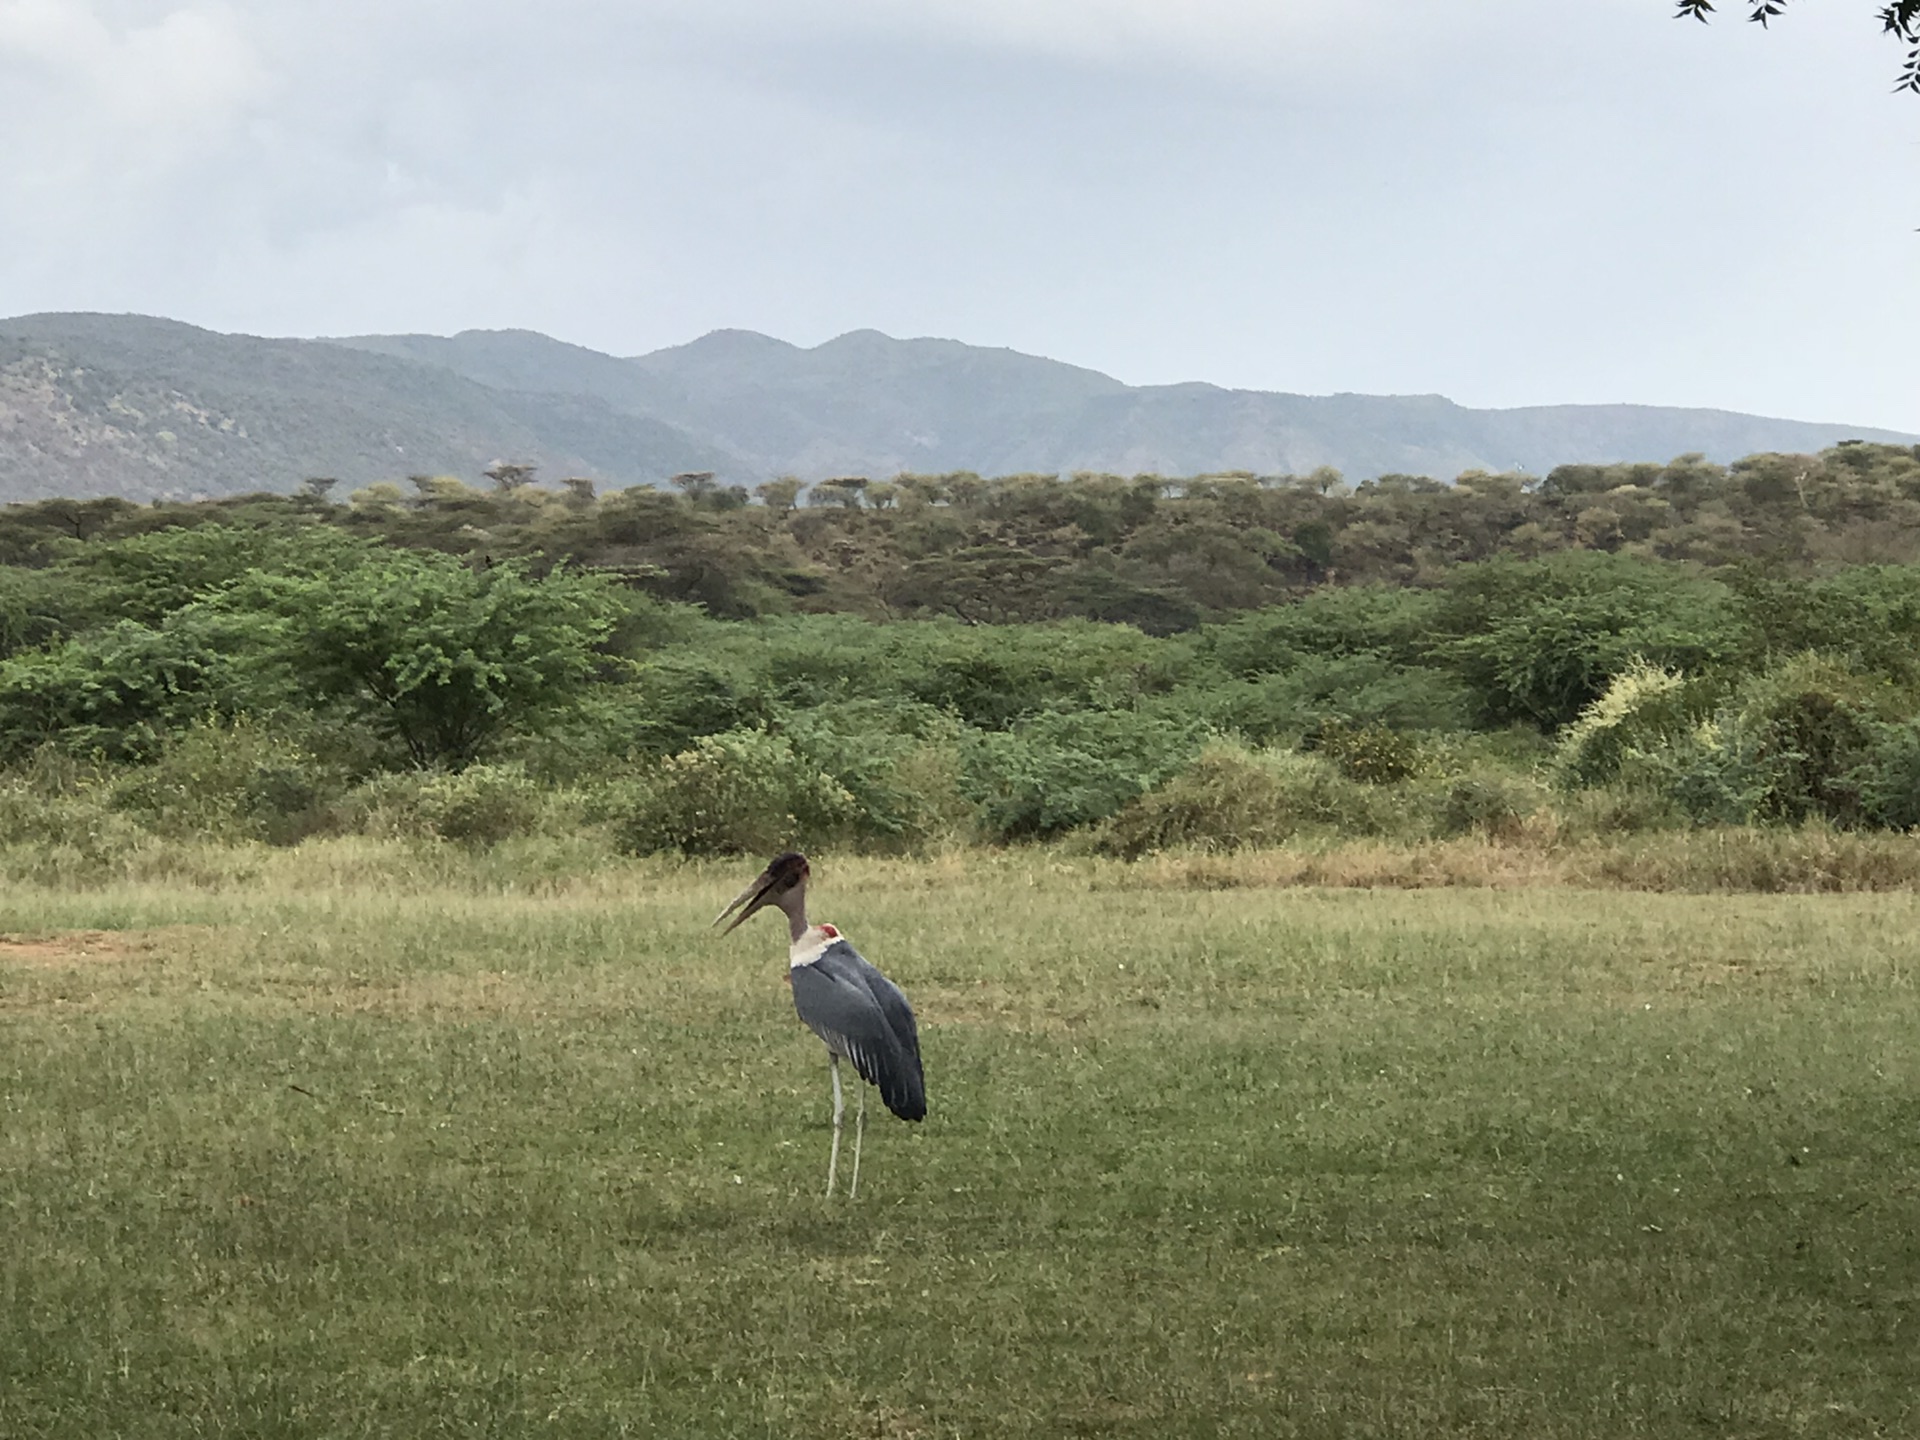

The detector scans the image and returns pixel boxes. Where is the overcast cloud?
[3,0,1916,429]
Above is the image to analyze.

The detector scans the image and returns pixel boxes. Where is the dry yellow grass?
[1117,824,1920,893]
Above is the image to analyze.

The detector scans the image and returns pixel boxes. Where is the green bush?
[1435,554,1741,730]
[1853,719,1920,831]
[614,730,858,857]
[697,615,1181,727]
[889,620,1178,728]
[0,753,121,848]
[1435,772,1543,840]
[1608,656,1903,829]
[618,657,773,757]
[110,715,339,845]
[411,764,556,846]
[780,703,971,850]
[0,752,156,880]
[1728,655,1887,825]
[1553,660,1707,789]
[49,523,357,628]
[1729,565,1920,687]
[1618,718,1776,827]
[1193,656,1470,744]
[338,763,560,847]
[878,740,975,849]
[962,708,1205,841]
[1555,784,1686,838]
[213,547,624,768]
[1308,720,1423,784]
[0,613,272,763]
[1093,743,1422,857]
[1199,587,1440,675]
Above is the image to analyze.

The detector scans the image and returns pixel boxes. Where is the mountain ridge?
[0,311,1910,501]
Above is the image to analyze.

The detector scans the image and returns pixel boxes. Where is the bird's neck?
[780,892,809,943]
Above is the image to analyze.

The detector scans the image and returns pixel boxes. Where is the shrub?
[962,708,1205,841]
[1609,656,1903,829]
[613,730,858,857]
[213,548,624,768]
[1308,720,1423,783]
[1618,718,1775,827]
[1729,565,1920,687]
[1435,772,1543,840]
[1191,656,1470,744]
[878,740,975,849]
[0,614,268,763]
[1199,587,1440,675]
[712,615,1180,728]
[0,756,125,849]
[780,704,971,851]
[0,753,157,882]
[110,715,339,845]
[618,657,773,756]
[1850,718,1920,831]
[338,763,562,847]
[1553,660,1705,788]
[1093,743,1422,858]
[889,620,1177,729]
[1435,553,1741,730]
[1727,655,1886,825]
[410,764,556,846]
[1555,784,1686,838]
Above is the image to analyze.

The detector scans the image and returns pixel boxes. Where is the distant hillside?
[351,325,1917,483]
[0,314,730,502]
[0,311,1911,501]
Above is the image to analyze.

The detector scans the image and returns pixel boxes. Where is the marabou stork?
[715,851,926,1198]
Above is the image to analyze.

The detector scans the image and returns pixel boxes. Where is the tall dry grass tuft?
[1118,835,1566,891]
[1567,823,1920,893]
[1103,819,1920,894]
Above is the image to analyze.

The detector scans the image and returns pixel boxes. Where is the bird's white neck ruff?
[789,923,841,969]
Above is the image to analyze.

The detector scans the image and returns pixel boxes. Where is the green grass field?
[5,846,1919,1437]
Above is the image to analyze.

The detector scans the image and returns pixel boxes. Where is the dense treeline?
[1,442,1917,866]
[5,441,1919,628]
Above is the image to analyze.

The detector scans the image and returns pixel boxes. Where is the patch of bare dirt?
[0,929,180,970]
[0,928,219,1014]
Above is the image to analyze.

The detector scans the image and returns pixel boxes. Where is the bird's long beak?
[713,867,779,935]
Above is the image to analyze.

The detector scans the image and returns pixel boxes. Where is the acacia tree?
[220,545,623,768]
[1676,2,1920,91]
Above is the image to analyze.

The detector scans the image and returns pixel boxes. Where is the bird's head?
[713,850,810,935]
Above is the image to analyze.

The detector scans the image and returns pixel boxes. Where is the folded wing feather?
[790,939,927,1121]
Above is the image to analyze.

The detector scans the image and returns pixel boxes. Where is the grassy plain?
[4,844,1920,1438]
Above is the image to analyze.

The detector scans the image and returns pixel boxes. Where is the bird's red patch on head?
[819,923,838,939]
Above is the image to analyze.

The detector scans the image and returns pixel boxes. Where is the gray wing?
[791,939,927,1122]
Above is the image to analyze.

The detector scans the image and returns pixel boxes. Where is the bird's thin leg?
[849,1086,867,1200]
[826,1053,844,1198]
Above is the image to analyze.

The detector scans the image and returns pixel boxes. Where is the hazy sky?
[3,1,1917,428]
